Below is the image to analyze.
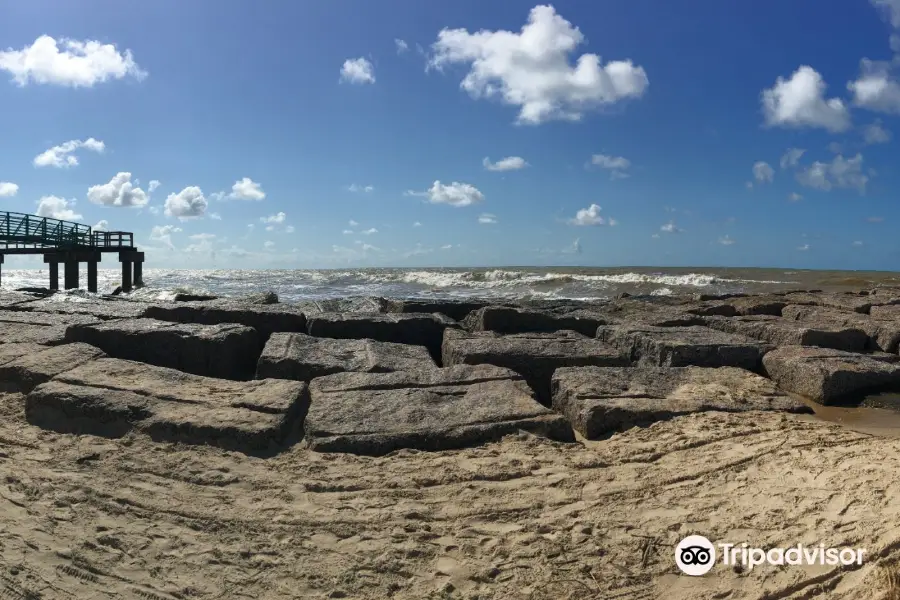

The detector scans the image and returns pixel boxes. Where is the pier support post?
[0,254,4,288]
[64,260,79,290]
[118,251,143,293]
[48,261,58,291]
[87,259,99,293]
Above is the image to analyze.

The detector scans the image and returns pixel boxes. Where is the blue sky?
[1,0,899,270]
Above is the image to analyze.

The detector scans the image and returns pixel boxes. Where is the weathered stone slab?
[552,366,811,438]
[0,291,43,308]
[870,305,900,320]
[442,329,629,404]
[782,292,900,314]
[26,358,308,455]
[66,318,260,380]
[0,343,105,392]
[597,324,770,370]
[305,312,456,361]
[305,365,574,455]
[704,315,869,352]
[294,296,385,315]
[256,333,436,381]
[726,297,787,316]
[144,301,306,345]
[462,306,607,337]
[762,346,900,404]
[781,304,900,353]
[0,308,100,345]
[22,298,151,320]
[380,298,490,322]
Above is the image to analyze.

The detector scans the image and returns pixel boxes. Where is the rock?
[66,318,260,380]
[0,309,99,345]
[462,306,607,337]
[726,297,787,316]
[686,303,739,318]
[870,305,900,320]
[173,293,218,302]
[781,304,900,353]
[238,291,279,305]
[552,366,811,438]
[111,286,123,296]
[21,298,150,320]
[0,343,105,392]
[296,297,386,314]
[256,333,436,381]
[26,358,308,455]
[704,315,869,352]
[762,346,900,404]
[597,324,770,370]
[441,329,629,404]
[380,298,491,322]
[304,365,574,455]
[144,301,306,345]
[781,292,896,315]
[306,313,456,362]
[14,287,54,297]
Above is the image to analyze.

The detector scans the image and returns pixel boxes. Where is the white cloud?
[441,244,453,250]
[797,244,810,251]
[87,172,149,207]
[852,240,864,246]
[33,138,105,168]
[93,219,109,231]
[873,0,900,27]
[150,225,181,249]
[0,182,18,197]
[651,233,660,239]
[562,238,582,254]
[863,119,892,144]
[164,186,208,219]
[428,5,648,124]
[761,66,850,132]
[148,180,161,192]
[483,156,528,171]
[340,57,375,84]
[260,212,286,225]
[36,195,81,221]
[788,192,803,202]
[780,148,805,169]
[661,221,682,233]
[718,235,735,246]
[590,154,631,178]
[285,225,295,233]
[349,220,359,226]
[348,183,374,192]
[753,161,774,184]
[264,240,275,249]
[0,35,146,87]
[395,39,409,54]
[362,243,380,252]
[342,229,354,235]
[229,177,265,201]
[407,180,484,207]
[413,221,422,227]
[210,212,222,220]
[361,227,378,235]
[848,59,900,114]
[568,204,610,226]
[478,213,498,224]
[796,154,869,194]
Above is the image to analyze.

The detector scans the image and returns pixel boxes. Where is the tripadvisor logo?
[675,535,866,576]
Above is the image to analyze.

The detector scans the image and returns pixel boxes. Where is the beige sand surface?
[1,392,899,600]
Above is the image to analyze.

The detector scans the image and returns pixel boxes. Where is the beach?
[0,278,899,598]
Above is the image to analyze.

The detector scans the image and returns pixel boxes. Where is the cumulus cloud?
[264,240,275,249]
[478,213,498,224]
[260,212,286,225]
[164,186,208,219]
[413,221,422,227]
[0,35,146,87]
[848,59,900,114]
[568,204,611,226]
[229,177,265,201]
[761,66,850,132]
[406,180,484,207]
[33,138,105,168]
[661,221,682,233]
[87,172,149,207]
[148,180,161,192]
[590,154,631,179]
[753,161,775,184]
[93,219,109,231]
[361,227,378,235]
[340,57,375,84]
[863,119,892,144]
[780,148,806,169]
[395,39,408,54]
[796,154,869,194]
[483,156,528,171]
[348,183,374,192]
[36,195,81,221]
[428,5,648,124]
[0,181,18,197]
[150,224,181,249]
[348,220,359,227]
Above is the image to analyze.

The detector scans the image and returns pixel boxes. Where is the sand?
[1,392,899,600]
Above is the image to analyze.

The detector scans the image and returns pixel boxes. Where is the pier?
[0,212,142,293]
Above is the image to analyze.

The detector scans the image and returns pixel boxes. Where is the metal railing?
[0,212,133,250]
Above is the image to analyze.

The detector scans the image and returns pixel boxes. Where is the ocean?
[3,266,900,303]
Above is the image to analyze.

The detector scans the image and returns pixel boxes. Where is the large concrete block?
[704,315,869,352]
[462,306,608,337]
[305,365,574,455]
[144,301,307,345]
[66,318,260,380]
[552,366,810,438]
[0,342,105,392]
[379,298,490,322]
[256,333,435,381]
[442,329,629,404]
[26,358,308,455]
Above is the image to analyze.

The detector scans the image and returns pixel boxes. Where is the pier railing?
[0,212,133,250]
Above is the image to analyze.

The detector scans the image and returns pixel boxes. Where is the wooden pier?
[0,212,143,293]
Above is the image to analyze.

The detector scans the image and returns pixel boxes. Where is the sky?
[1,0,900,271]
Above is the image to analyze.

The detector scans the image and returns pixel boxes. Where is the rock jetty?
[8,287,900,456]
